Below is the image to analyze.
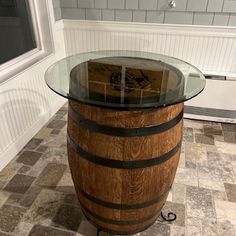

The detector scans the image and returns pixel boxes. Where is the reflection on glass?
[70,57,185,105]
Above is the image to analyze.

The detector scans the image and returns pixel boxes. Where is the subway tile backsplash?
[53,0,236,26]
[207,0,224,12]
[94,0,107,9]
[126,0,139,10]
[193,13,214,25]
[213,14,229,26]
[165,11,193,24]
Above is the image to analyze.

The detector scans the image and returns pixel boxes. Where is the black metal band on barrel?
[79,187,170,210]
[67,135,181,169]
[83,212,157,235]
[81,204,162,225]
[68,106,183,137]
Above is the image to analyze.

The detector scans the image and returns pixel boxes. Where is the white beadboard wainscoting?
[57,20,236,76]
[57,20,236,123]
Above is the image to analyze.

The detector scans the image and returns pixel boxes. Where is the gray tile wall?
[53,0,236,26]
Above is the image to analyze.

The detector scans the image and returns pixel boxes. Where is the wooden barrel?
[67,100,183,235]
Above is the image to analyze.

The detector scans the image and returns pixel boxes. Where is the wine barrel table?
[45,51,205,235]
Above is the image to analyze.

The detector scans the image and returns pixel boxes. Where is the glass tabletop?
[45,50,205,110]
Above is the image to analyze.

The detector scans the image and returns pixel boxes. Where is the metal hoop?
[161,211,177,222]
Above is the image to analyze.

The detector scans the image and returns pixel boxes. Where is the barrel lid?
[45,50,205,110]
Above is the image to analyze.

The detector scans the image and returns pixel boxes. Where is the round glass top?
[45,50,205,110]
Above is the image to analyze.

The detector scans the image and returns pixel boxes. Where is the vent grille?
[185,106,236,119]
[204,75,226,80]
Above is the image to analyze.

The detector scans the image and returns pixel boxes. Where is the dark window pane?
[0,0,37,64]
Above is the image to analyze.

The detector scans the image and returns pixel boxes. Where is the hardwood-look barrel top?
[45,50,205,110]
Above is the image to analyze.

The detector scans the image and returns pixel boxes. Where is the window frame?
[0,0,54,84]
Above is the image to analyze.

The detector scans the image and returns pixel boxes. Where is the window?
[0,0,53,83]
[0,0,37,64]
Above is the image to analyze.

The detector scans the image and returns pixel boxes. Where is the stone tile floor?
[0,103,236,236]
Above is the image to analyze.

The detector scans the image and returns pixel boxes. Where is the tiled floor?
[0,103,236,236]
